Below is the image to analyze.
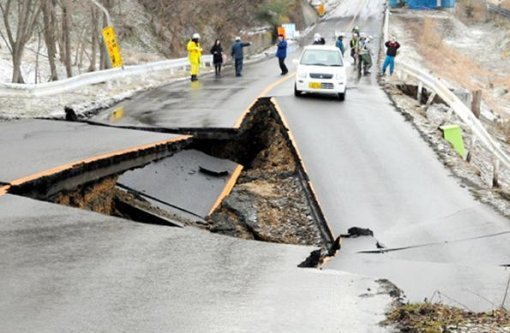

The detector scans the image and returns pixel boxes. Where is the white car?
[294,45,347,101]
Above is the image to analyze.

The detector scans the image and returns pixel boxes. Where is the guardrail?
[488,3,510,18]
[384,6,510,184]
[0,55,213,98]
[397,63,510,170]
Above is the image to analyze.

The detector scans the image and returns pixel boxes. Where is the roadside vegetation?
[0,0,308,84]
[385,302,510,332]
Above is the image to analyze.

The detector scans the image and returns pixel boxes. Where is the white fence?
[0,55,213,98]
[384,7,510,181]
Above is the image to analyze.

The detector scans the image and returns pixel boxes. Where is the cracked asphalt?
[2,0,509,331]
[91,0,510,311]
[0,2,398,332]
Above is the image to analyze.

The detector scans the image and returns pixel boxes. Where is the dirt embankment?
[53,177,118,215]
[208,121,323,246]
[137,0,311,57]
[389,8,510,119]
[198,102,327,248]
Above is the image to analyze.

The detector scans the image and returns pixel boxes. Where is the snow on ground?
[331,0,385,20]
[388,9,510,119]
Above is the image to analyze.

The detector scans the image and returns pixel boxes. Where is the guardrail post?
[466,136,476,162]
[471,90,482,119]
[493,157,500,188]
[417,81,423,104]
[425,92,437,107]
[24,99,32,113]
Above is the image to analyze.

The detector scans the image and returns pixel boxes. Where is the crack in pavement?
[356,230,510,259]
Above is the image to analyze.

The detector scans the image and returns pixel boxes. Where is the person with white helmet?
[350,29,360,65]
[357,33,372,74]
[312,33,326,45]
[231,36,251,77]
[352,26,360,37]
[187,33,203,81]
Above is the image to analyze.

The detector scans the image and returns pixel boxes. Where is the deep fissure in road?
[192,99,330,248]
[11,99,333,252]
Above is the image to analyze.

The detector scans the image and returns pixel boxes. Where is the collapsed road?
[86,0,510,312]
[0,105,394,332]
[2,0,510,332]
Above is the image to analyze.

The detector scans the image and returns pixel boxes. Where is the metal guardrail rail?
[384,7,510,175]
[0,55,213,98]
[0,38,297,99]
[397,63,510,170]
[488,3,510,18]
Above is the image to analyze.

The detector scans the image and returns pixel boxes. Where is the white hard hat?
[314,33,321,39]
[235,36,241,41]
[192,33,200,39]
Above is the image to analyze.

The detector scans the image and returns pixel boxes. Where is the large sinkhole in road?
[13,99,332,251]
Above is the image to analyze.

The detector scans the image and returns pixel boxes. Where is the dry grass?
[418,17,487,90]
[411,17,510,120]
[385,302,510,332]
[456,0,488,22]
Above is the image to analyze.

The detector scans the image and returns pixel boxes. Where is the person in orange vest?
[187,33,203,82]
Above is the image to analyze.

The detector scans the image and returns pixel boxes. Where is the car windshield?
[300,49,343,67]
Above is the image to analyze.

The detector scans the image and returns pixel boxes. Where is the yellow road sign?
[315,3,326,16]
[102,25,123,68]
[110,106,125,122]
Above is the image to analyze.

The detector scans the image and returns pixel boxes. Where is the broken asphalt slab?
[88,57,291,130]
[117,149,242,220]
[326,251,510,312]
[0,119,186,186]
[0,194,395,332]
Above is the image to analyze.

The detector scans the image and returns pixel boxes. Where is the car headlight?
[298,71,307,78]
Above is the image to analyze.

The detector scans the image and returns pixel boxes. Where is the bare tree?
[34,23,43,83]
[61,0,72,77]
[42,0,58,81]
[0,0,43,83]
[88,6,99,71]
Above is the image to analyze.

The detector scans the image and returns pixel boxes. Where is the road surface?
[2,0,509,331]
[0,193,392,332]
[93,0,510,310]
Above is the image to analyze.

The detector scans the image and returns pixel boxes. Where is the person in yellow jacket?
[187,33,203,82]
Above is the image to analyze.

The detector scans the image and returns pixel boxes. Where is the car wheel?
[294,84,302,97]
[338,91,346,101]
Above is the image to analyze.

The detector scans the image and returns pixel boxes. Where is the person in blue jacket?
[276,34,288,75]
[336,33,345,56]
[231,36,251,77]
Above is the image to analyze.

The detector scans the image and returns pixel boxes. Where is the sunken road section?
[9,98,335,252]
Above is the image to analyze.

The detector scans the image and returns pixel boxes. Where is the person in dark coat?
[210,39,223,76]
[231,36,251,77]
[276,34,288,75]
[336,33,345,56]
[382,36,401,76]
